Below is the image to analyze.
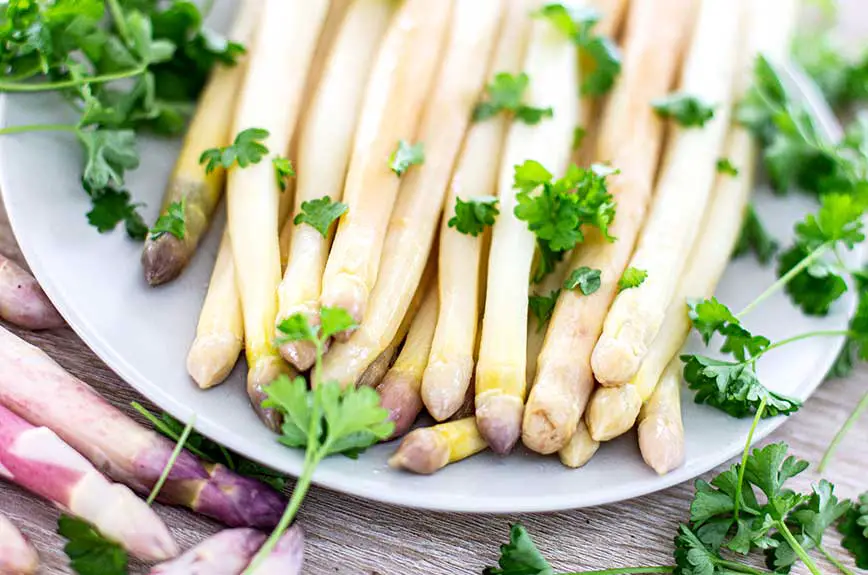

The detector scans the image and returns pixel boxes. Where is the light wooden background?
[2,2,867,574]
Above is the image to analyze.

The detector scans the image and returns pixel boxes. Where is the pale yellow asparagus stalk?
[591,0,629,37]
[379,285,438,438]
[558,420,599,469]
[526,253,574,387]
[591,0,743,387]
[227,0,330,429]
[276,0,396,370]
[187,232,243,389]
[388,418,487,475]
[0,514,38,575]
[476,5,581,455]
[522,0,696,456]
[319,0,454,331]
[637,359,685,475]
[141,0,261,286]
[421,0,534,422]
[587,0,798,444]
[318,0,504,387]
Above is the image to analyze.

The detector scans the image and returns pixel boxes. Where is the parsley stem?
[733,397,767,522]
[0,66,146,92]
[147,414,195,505]
[776,521,823,575]
[817,544,855,575]
[819,389,868,472]
[761,329,854,355]
[0,123,78,135]
[713,559,769,575]
[560,567,674,574]
[105,0,133,48]
[737,243,830,319]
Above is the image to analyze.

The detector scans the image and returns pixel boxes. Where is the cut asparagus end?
[420,357,473,422]
[149,528,266,574]
[558,420,600,469]
[638,413,685,475]
[0,514,39,574]
[521,383,579,455]
[475,391,523,455]
[247,356,290,432]
[586,385,642,442]
[187,333,243,389]
[388,428,450,474]
[142,234,190,287]
[590,335,644,387]
[0,254,64,330]
[377,373,424,439]
[247,525,304,574]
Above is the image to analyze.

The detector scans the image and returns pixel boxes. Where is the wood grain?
[1,3,867,574]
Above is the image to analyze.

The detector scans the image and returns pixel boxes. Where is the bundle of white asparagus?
[173,0,799,476]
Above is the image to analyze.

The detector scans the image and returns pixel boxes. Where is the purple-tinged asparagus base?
[150,528,266,575]
[0,253,63,331]
[0,404,178,561]
[247,525,304,574]
[0,513,39,574]
[0,326,286,528]
[377,376,424,439]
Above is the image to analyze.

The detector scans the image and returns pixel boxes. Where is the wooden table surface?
[2,3,868,574]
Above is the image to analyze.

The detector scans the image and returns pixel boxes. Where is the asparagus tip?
[586,385,642,442]
[277,339,318,372]
[558,422,600,469]
[388,429,448,474]
[142,235,189,286]
[247,357,290,432]
[420,361,472,422]
[475,394,523,455]
[591,336,644,387]
[187,333,243,389]
[638,415,685,475]
[377,374,424,439]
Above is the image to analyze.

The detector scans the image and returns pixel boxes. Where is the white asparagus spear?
[557,420,599,469]
[0,514,38,575]
[150,529,265,575]
[637,359,685,475]
[388,418,488,475]
[591,0,743,387]
[319,0,454,331]
[276,0,397,370]
[318,0,504,387]
[587,0,798,443]
[0,404,178,561]
[378,285,438,438]
[227,0,331,429]
[475,4,581,455]
[0,253,63,331]
[141,0,261,286]
[526,253,574,388]
[521,0,697,455]
[421,0,535,422]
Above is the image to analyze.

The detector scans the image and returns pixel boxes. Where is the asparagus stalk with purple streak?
[388,418,487,475]
[245,525,304,575]
[0,326,285,528]
[141,0,262,286]
[150,529,265,575]
[0,513,38,575]
[0,253,63,331]
[0,403,177,561]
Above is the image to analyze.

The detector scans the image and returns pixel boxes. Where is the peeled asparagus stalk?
[0,514,38,575]
[591,0,743,387]
[421,0,534,423]
[378,285,438,438]
[0,404,177,561]
[276,0,397,370]
[591,0,629,37]
[0,326,285,528]
[187,231,243,389]
[637,359,684,475]
[476,6,581,455]
[521,0,696,456]
[586,0,797,444]
[526,253,574,386]
[319,0,503,387]
[557,420,599,469]
[227,0,330,429]
[0,253,63,330]
[150,529,266,575]
[246,525,305,575]
[388,418,487,475]
[141,0,261,286]
[320,0,454,331]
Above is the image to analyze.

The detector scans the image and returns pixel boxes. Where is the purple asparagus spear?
[150,529,266,575]
[0,404,177,560]
[0,513,39,574]
[0,253,63,330]
[0,326,286,528]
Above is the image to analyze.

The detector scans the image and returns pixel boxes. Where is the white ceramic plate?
[0,3,858,513]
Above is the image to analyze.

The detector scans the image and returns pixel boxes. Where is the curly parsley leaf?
[272,156,295,191]
[78,128,140,191]
[734,204,779,265]
[718,324,770,363]
[652,93,716,128]
[58,515,128,575]
[563,266,601,295]
[472,72,553,125]
[389,140,424,177]
[86,188,147,240]
[483,523,553,575]
[618,267,647,292]
[448,196,499,237]
[778,244,847,317]
[149,197,186,240]
[716,158,739,177]
[687,297,739,345]
[293,196,348,238]
[529,289,560,332]
[829,272,868,378]
[839,492,868,569]
[199,127,270,174]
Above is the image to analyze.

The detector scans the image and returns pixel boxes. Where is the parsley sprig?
[449,196,499,237]
[294,196,348,238]
[652,93,716,128]
[389,140,424,177]
[58,515,127,575]
[200,127,270,173]
[472,72,553,124]
[148,197,186,241]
